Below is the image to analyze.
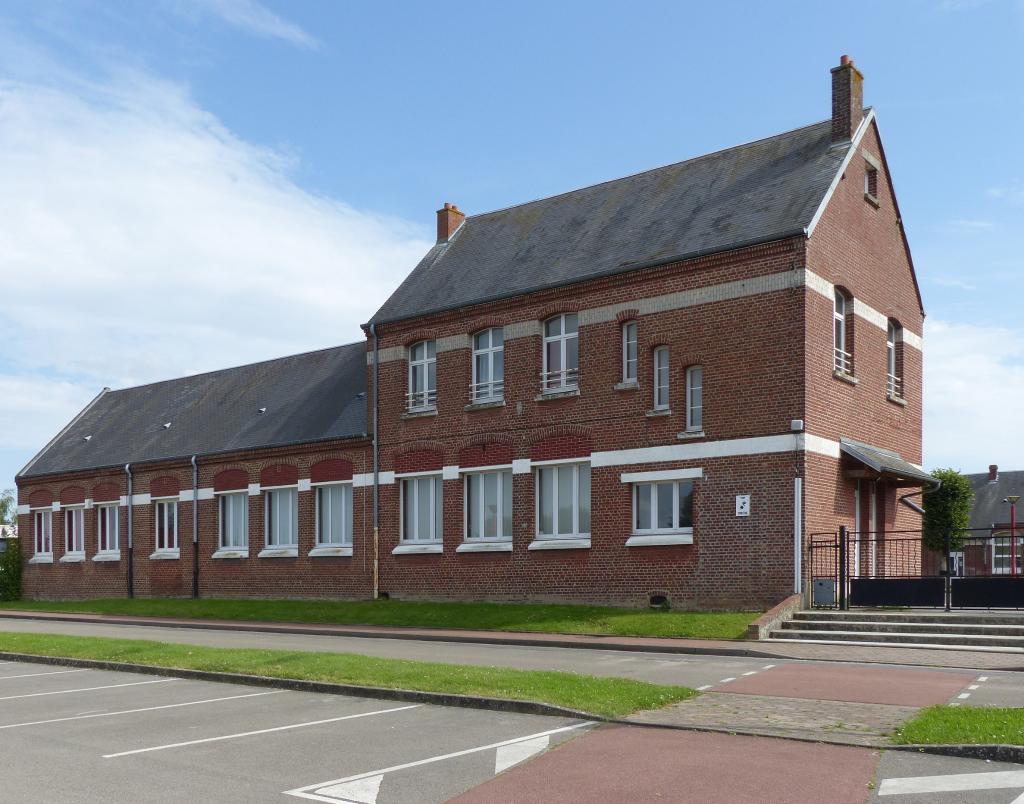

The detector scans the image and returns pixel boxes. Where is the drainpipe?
[191,455,199,599]
[124,463,133,599]
[370,322,380,600]
[898,477,942,516]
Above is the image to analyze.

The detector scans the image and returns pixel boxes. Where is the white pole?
[793,477,803,594]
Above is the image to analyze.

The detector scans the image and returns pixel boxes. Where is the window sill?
[59,554,85,563]
[309,546,353,557]
[392,542,443,555]
[93,552,121,562]
[456,541,513,553]
[149,549,180,560]
[645,408,671,418]
[29,555,53,564]
[614,381,639,392]
[528,538,591,551]
[887,393,908,407]
[464,399,505,412]
[534,387,579,402]
[257,547,298,558]
[626,533,693,547]
[833,370,858,386]
[402,407,438,420]
[211,548,249,560]
[864,192,880,208]
[677,430,706,440]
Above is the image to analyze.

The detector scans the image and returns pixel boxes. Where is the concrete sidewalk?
[1,608,1022,670]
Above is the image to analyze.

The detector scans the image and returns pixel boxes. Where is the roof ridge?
[468,116,838,221]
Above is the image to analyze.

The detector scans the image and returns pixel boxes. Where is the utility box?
[813,578,836,607]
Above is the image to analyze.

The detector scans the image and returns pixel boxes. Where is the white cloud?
[987,185,1024,204]
[0,70,431,483]
[924,318,1024,472]
[170,0,319,49]
[946,218,995,232]
[931,277,977,291]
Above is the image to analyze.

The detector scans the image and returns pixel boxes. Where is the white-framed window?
[401,475,443,543]
[219,492,249,549]
[408,340,437,410]
[96,504,119,554]
[992,531,1021,575]
[154,499,179,552]
[834,289,851,373]
[622,321,638,383]
[465,470,513,541]
[536,462,590,538]
[686,366,703,432]
[472,328,504,402]
[633,480,694,535]
[265,487,298,547]
[653,346,670,410]
[542,313,579,391]
[887,320,903,398]
[316,483,353,546]
[64,507,85,556]
[33,510,52,557]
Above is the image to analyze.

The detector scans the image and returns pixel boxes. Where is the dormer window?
[542,314,579,392]
[407,340,437,411]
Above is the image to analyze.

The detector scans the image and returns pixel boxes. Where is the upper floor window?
[64,507,85,558]
[219,492,248,550]
[653,346,670,410]
[472,328,504,402]
[97,504,119,555]
[887,320,904,399]
[864,164,878,200]
[542,313,578,391]
[154,499,179,553]
[265,487,298,548]
[408,340,437,411]
[833,289,852,374]
[465,470,513,541]
[316,483,353,547]
[401,475,443,543]
[622,322,638,384]
[686,366,703,432]
[33,510,52,558]
[536,462,590,539]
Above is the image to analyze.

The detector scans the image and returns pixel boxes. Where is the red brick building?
[16,57,931,609]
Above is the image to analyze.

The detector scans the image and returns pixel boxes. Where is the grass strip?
[892,706,1024,746]
[0,631,695,718]
[2,598,756,640]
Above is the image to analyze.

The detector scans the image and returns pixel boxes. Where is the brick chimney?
[989,464,999,483]
[436,202,465,243]
[830,54,864,143]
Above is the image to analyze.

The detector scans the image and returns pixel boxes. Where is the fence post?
[838,526,848,611]
[944,529,952,612]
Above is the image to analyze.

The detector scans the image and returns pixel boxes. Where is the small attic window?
[863,157,879,206]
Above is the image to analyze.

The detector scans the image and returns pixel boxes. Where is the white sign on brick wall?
[735,494,751,517]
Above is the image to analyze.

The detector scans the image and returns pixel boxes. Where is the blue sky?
[1,0,1022,490]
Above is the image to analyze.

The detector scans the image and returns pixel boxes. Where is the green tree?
[922,468,974,552]
[0,488,14,526]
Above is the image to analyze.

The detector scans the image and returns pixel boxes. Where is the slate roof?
[19,343,368,479]
[967,470,1024,529]
[369,116,859,326]
[840,439,935,486]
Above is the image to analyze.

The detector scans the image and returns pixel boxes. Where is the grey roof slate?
[19,343,368,479]
[839,439,935,486]
[369,116,856,325]
[967,470,1024,529]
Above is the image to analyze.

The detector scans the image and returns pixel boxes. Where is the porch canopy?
[839,438,936,488]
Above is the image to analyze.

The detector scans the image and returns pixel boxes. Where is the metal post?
[944,528,952,612]
[1012,500,1018,577]
[838,525,848,611]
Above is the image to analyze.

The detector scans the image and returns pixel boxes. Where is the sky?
[0,0,1022,490]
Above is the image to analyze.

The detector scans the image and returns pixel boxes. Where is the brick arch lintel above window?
[150,476,181,498]
[529,427,593,462]
[536,303,583,323]
[394,448,444,474]
[616,309,640,324]
[458,442,514,469]
[213,468,250,492]
[310,459,354,484]
[402,333,440,349]
[259,464,299,487]
[59,485,86,506]
[27,490,53,508]
[92,483,121,503]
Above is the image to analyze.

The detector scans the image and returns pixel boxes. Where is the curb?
[890,743,1024,764]
[0,651,601,723]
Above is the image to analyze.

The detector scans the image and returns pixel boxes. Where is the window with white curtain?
[622,322,638,383]
[653,346,670,410]
[536,463,590,538]
[472,328,504,402]
[33,510,52,557]
[64,507,84,556]
[265,488,298,547]
[316,483,352,546]
[97,505,119,554]
[219,492,248,549]
[542,314,579,391]
[633,481,694,534]
[154,500,179,552]
[465,470,513,541]
[401,476,443,543]
[686,366,703,432]
[408,340,437,410]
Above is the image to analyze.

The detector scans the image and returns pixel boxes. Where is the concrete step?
[780,619,1024,637]
[792,610,1024,626]
[769,627,1024,649]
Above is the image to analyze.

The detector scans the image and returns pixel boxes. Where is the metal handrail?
[405,389,437,411]
[470,380,504,402]
[540,368,579,391]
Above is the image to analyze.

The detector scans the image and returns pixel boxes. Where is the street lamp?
[1006,495,1021,577]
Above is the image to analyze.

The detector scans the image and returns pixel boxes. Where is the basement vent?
[648,593,670,611]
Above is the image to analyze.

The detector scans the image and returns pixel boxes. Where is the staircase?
[768,609,1024,652]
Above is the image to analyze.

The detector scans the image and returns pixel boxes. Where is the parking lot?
[0,659,589,803]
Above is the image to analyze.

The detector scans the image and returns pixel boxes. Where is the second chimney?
[831,55,864,143]
[436,202,465,243]
[990,464,1000,483]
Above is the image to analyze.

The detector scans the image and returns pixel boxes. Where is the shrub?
[0,538,22,601]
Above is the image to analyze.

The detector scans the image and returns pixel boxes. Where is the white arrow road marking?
[494,735,549,774]
[315,774,383,804]
[284,722,593,803]
[879,770,1024,796]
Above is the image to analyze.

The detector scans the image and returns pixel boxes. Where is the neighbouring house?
[964,465,1024,575]
[15,56,930,609]
[0,524,14,553]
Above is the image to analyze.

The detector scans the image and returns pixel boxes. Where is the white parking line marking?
[741,671,757,676]
[103,704,421,758]
[0,690,284,731]
[879,770,1024,796]
[316,775,383,804]
[957,693,971,700]
[0,669,87,681]
[696,685,712,691]
[968,684,980,690]
[762,664,776,669]
[284,722,592,803]
[0,678,175,701]
[719,677,736,684]
[978,676,989,682]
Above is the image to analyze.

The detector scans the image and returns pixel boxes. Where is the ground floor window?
[633,480,694,534]
[33,510,52,557]
[401,476,442,543]
[155,499,179,551]
[64,507,85,556]
[465,470,513,541]
[265,488,298,547]
[536,463,590,538]
[97,504,119,554]
[219,492,248,549]
[316,483,352,546]
[993,532,1021,575]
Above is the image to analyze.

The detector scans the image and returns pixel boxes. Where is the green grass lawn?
[0,631,694,718]
[3,598,757,640]
[892,706,1024,745]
